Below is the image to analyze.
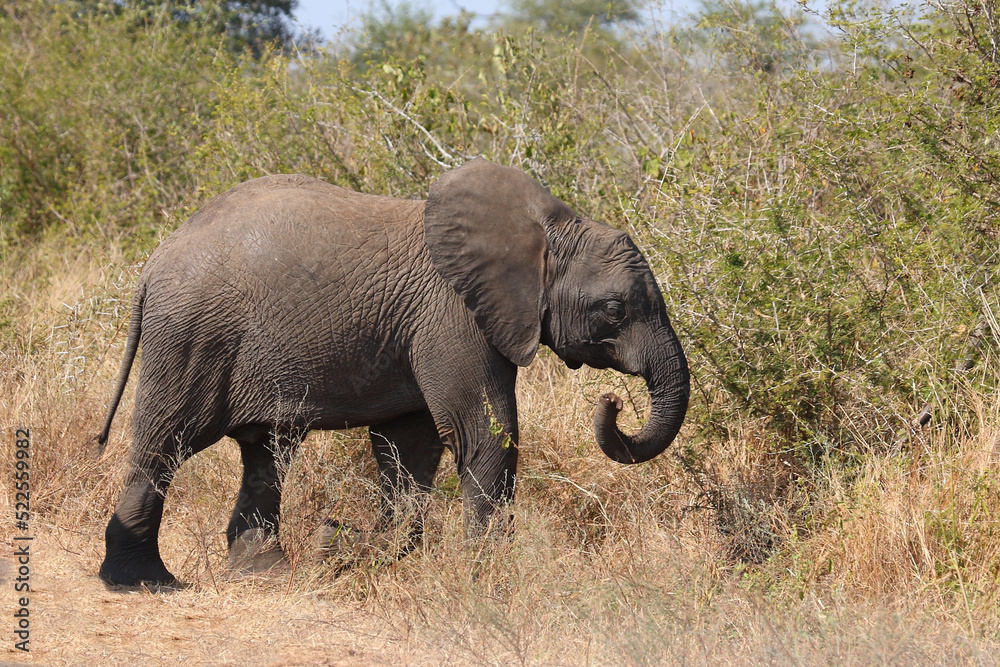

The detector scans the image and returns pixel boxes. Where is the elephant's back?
[143,174,425,284]
[166,174,415,241]
[136,173,432,365]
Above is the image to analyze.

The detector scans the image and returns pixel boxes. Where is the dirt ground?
[0,527,453,666]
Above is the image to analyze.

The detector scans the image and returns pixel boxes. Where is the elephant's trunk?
[593,331,689,464]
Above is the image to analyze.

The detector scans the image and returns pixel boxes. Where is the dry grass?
[1,248,999,666]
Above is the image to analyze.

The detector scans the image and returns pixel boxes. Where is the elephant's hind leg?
[226,425,303,573]
[100,428,219,586]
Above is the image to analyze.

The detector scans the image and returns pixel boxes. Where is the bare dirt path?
[1,528,450,666]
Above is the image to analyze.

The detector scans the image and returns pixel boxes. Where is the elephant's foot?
[315,520,421,569]
[315,520,364,557]
[99,550,176,587]
[228,529,288,574]
[102,508,177,586]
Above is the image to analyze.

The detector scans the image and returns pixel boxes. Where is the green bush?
[0,2,242,247]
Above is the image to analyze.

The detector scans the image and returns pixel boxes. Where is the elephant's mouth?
[554,342,622,372]
[564,357,583,370]
[554,350,584,370]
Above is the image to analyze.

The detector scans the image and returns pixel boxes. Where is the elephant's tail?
[96,281,146,454]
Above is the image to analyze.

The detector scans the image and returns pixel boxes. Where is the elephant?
[96,157,690,586]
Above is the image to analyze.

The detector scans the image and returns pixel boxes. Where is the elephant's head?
[424,158,690,464]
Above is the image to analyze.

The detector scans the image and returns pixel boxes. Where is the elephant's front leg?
[369,411,446,554]
[226,425,302,572]
[417,353,521,538]
[456,421,519,537]
[433,386,520,538]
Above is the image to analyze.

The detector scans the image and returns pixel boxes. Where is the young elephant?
[97,158,689,586]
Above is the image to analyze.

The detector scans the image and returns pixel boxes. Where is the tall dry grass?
[3,251,999,663]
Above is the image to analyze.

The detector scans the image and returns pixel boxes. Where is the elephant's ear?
[424,158,576,367]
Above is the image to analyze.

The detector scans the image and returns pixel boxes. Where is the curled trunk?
[593,337,689,464]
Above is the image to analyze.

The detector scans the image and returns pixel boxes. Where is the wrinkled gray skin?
[97,158,689,586]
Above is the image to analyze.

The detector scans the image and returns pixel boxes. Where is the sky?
[291,0,504,40]
[291,0,704,42]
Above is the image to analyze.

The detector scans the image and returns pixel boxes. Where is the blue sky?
[291,0,704,41]
[291,0,503,39]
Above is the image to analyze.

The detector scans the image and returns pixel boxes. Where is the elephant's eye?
[604,300,626,322]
